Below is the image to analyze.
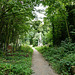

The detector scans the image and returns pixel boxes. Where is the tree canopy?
[0,0,75,53]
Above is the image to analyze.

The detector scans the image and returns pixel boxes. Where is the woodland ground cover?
[36,40,75,75]
[0,45,33,75]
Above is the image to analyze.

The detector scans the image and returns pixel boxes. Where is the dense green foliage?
[42,0,75,45]
[24,0,75,46]
[0,0,75,75]
[0,45,33,75]
[0,0,36,54]
[36,40,75,75]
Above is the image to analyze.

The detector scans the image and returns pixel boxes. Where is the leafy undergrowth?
[0,45,33,75]
[36,41,75,75]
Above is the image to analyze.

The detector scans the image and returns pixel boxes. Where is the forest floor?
[31,47,58,75]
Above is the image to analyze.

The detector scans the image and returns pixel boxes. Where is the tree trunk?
[52,23,55,46]
[64,15,71,42]
[5,24,9,55]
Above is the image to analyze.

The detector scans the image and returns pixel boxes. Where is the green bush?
[53,54,75,75]
[61,41,75,54]
[33,38,38,46]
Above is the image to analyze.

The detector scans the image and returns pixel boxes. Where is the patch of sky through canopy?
[32,3,48,23]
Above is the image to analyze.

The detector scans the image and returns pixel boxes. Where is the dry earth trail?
[31,47,58,75]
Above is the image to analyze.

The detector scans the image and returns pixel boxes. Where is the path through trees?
[31,47,58,75]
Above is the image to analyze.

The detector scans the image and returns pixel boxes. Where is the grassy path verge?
[0,45,33,75]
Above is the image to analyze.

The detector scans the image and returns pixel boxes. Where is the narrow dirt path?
[31,47,58,75]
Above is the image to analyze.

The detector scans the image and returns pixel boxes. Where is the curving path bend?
[31,47,58,75]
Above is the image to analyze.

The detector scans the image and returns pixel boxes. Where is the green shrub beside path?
[0,45,33,75]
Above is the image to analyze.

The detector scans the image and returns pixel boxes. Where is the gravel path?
[31,47,58,75]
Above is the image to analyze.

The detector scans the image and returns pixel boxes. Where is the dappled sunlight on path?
[31,47,58,75]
